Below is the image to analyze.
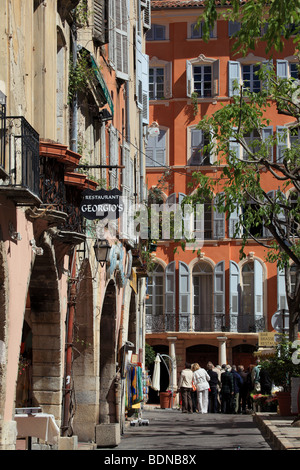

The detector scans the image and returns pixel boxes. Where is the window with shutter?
[213,194,225,239]
[277,58,299,80]
[229,204,242,239]
[188,21,217,39]
[93,0,108,44]
[109,125,118,188]
[186,56,219,98]
[143,0,151,30]
[241,260,264,332]
[277,267,288,311]
[229,261,240,332]
[214,261,225,331]
[254,260,263,320]
[188,128,211,166]
[228,57,273,97]
[179,261,190,331]
[110,0,129,81]
[149,58,172,100]
[142,53,149,125]
[136,24,143,109]
[192,262,213,331]
[165,261,176,331]
[146,128,166,167]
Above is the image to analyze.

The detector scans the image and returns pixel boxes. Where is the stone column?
[217,336,227,365]
[167,337,177,392]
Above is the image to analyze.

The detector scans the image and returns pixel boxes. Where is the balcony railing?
[146,313,265,334]
[4,116,40,199]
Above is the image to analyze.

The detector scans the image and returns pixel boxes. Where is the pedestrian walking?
[251,360,261,392]
[221,365,234,414]
[238,365,248,414]
[259,362,272,395]
[206,362,219,413]
[214,364,222,412]
[231,365,243,413]
[193,363,210,414]
[191,364,199,412]
[178,362,193,413]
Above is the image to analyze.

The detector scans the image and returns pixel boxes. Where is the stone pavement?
[15,409,300,450]
[253,413,300,450]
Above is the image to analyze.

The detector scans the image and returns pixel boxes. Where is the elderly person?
[193,363,210,414]
[179,362,193,413]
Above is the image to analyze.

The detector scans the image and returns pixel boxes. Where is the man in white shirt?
[179,362,193,413]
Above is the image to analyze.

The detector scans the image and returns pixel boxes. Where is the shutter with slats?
[229,261,240,332]
[179,261,190,331]
[93,0,107,44]
[228,61,240,96]
[115,0,129,80]
[165,261,176,332]
[277,59,288,79]
[262,126,274,161]
[142,53,149,124]
[143,0,151,30]
[136,25,143,109]
[277,267,288,311]
[213,193,225,239]
[186,60,192,97]
[214,261,225,330]
[276,126,288,163]
[254,260,263,319]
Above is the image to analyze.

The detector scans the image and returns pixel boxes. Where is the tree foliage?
[188,1,300,340]
[200,0,300,55]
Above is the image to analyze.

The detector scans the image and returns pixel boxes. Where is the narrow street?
[98,409,272,452]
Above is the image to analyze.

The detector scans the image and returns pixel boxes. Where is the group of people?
[179,360,269,414]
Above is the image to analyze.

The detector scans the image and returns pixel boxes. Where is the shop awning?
[79,47,114,117]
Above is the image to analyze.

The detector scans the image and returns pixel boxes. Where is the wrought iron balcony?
[146,313,265,334]
[0,116,40,204]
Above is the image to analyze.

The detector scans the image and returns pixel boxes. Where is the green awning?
[79,47,114,116]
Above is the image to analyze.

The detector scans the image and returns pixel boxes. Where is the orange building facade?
[144,0,298,391]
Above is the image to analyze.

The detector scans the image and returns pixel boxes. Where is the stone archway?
[96,280,120,447]
[72,259,95,441]
[28,243,62,420]
[232,344,256,369]
[186,344,218,369]
[127,290,136,349]
[99,280,117,425]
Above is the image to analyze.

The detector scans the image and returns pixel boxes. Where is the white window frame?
[276,125,300,163]
[230,126,274,162]
[146,127,169,167]
[187,21,217,40]
[228,53,272,97]
[146,262,165,317]
[108,0,129,81]
[187,54,219,99]
[149,57,172,100]
[187,126,214,166]
[146,23,168,41]
[277,56,299,80]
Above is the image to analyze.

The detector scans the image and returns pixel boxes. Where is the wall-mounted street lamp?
[93,239,111,267]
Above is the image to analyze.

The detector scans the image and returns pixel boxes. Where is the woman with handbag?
[193,363,210,414]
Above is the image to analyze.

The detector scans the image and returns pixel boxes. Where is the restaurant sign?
[80,188,124,220]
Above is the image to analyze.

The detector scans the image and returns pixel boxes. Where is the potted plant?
[260,335,300,416]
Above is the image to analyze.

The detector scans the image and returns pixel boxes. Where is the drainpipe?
[139,112,144,203]
[62,249,77,436]
[70,21,78,153]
